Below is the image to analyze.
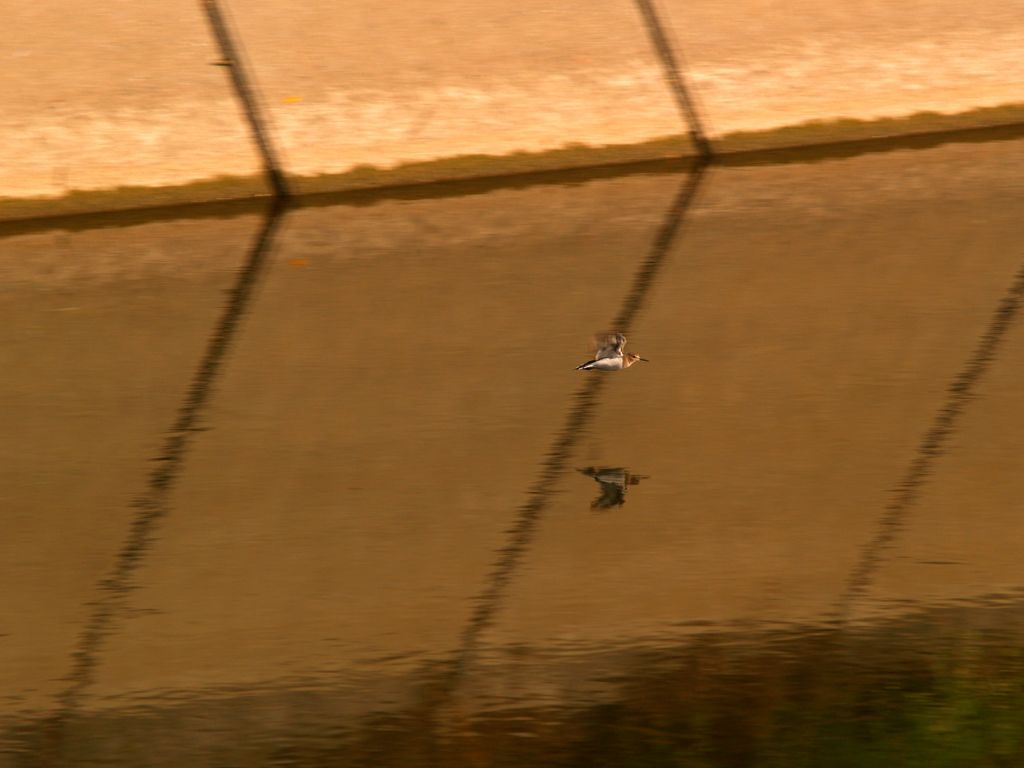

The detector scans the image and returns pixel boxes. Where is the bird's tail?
[575,360,597,370]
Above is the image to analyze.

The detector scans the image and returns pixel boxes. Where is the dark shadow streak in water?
[384,165,708,763]
[834,259,1024,622]
[448,162,709,682]
[29,202,287,766]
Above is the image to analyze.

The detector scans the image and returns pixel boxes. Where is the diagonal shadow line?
[633,0,713,158]
[395,166,710,767]
[449,161,710,681]
[31,201,287,765]
[202,0,290,199]
[833,258,1024,624]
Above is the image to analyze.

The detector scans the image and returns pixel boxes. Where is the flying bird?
[577,467,648,509]
[575,332,648,371]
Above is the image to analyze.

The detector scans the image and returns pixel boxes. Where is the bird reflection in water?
[576,467,648,510]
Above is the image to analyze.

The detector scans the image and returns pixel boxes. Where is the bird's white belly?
[589,357,624,371]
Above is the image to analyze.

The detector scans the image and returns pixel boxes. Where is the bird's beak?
[638,357,649,362]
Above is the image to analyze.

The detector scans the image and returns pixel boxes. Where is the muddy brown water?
[3,135,1024,766]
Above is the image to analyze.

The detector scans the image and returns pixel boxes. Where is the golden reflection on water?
[3,137,1024,766]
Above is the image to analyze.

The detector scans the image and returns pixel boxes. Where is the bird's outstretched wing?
[592,332,627,360]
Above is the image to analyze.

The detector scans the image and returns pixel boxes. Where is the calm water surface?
[3,136,1024,766]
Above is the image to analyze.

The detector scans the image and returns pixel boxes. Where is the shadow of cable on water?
[455,161,709,672]
[835,257,1024,624]
[767,253,1024,734]
[382,162,712,753]
[24,201,288,767]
